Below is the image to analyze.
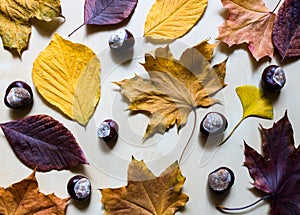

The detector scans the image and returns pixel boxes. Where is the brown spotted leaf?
[272,0,300,60]
[0,114,88,172]
[100,157,189,215]
[114,41,227,138]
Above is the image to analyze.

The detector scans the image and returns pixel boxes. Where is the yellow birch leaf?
[114,41,227,139]
[144,0,208,40]
[32,33,101,126]
[0,0,62,55]
[236,85,273,120]
[100,157,189,215]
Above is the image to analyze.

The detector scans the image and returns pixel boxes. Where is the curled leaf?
[32,33,101,126]
[0,0,62,55]
[0,171,69,214]
[144,0,208,40]
[114,41,227,139]
[272,0,300,60]
[0,114,88,172]
[217,0,276,61]
[220,85,273,145]
[100,157,189,215]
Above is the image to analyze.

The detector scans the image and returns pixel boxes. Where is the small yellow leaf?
[32,33,101,125]
[236,85,273,120]
[144,0,208,40]
[100,157,189,215]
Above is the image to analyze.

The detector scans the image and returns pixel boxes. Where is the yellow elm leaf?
[32,33,101,126]
[100,157,189,215]
[114,42,227,139]
[144,0,208,40]
[0,0,62,55]
[236,85,273,120]
[217,0,276,61]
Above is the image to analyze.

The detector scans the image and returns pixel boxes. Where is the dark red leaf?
[244,111,300,214]
[0,114,88,172]
[84,0,138,25]
[272,0,300,60]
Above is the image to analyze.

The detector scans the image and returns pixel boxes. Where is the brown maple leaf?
[217,0,276,61]
[100,157,189,215]
[0,171,69,214]
[114,40,227,138]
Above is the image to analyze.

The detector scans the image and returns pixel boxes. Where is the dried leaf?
[32,33,101,126]
[114,41,227,138]
[100,157,189,215]
[243,112,300,214]
[144,0,208,40]
[236,85,274,120]
[220,85,273,145]
[217,0,276,61]
[0,0,62,55]
[0,171,69,214]
[0,114,88,172]
[272,0,300,60]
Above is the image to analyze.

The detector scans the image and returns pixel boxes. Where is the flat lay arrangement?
[0,0,299,214]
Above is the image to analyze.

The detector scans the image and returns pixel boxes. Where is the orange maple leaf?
[0,171,69,214]
[217,0,276,61]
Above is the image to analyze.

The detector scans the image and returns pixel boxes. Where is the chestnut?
[4,81,33,109]
[67,175,91,201]
[261,65,286,91]
[108,29,135,54]
[200,112,228,136]
[97,119,119,143]
[208,167,235,194]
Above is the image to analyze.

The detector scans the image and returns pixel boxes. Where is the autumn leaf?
[217,112,300,214]
[32,33,101,126]
[69,0,138,36]
[114,41,227,138]
[0,0,62,55]
[0,171,69,214]
[144,0,208,40]
[220,85,273,145]
[0,114,88,172]
[217,0,276,61]
[100,157,189,215]
[272,0,300,60]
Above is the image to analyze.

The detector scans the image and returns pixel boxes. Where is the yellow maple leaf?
[0,171,69,214]
[32,33,101,126]
[217,0,276,61]
[144,0,208,40]
[100,157,189,215]
[114,41,227,138]
[0,0,62,55]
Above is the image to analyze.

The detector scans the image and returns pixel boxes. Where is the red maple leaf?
[245,112,300,214]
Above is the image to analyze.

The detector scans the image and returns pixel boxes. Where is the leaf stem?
[179,108,197,164]
[216,195,272,212]
[68,23,85,37]
[218,118,244,146]
[271,0,282,14]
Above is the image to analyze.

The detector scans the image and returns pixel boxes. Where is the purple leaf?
[84,0,138,25]
[0,114,89,172]
[272,0,300,60]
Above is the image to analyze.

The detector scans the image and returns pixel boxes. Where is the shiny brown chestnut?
[4,81,33,109]
[208,167,235,194]
[261,65,286,91]
[200,112,228,136]
[108,29,135,54]
[67,175,91,201]
[97,119,119,143]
